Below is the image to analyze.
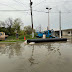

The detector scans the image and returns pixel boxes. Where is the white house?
[54,29,72,37]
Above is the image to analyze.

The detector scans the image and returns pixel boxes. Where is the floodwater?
[0,39,72,72]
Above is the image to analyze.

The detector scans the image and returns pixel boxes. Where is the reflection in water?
[0,42,62,59]
[0,41,72,72]
[28,42,62,66]
[53,43,61,56]
[57,49,61,56]
[44,43,61,56]
[0,43,22,58]
[29,45,38,66]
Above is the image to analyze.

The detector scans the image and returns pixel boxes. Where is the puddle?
[0,40,72,72]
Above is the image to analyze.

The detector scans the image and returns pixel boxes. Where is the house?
[54,28,72,37]
[62,29,72,36]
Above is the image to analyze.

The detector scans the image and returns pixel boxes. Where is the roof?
[55,28,72,31]
[62,28,72,31]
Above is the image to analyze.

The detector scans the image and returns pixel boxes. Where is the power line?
[0,10,29,11]
[33,0,72,8]
[13,0,28,8]
[45,1,72,3]
[0,1,71,13]
[32,0,72,15]
[33,10,46,13]
[0,3,17,10]
[13,0,31,12]
[0,0,71,13]
[33,10,71,13]
[0,9,71,13]
[63,0,72,12]
[33,0,46,7]
[49,0,72,13]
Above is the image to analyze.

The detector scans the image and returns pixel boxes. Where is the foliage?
[12,18,22,33]
[19,30,24,36]
[0,18,23,36]
[19,34,32,39]
[0,18,36,37]
[24,25,35,35]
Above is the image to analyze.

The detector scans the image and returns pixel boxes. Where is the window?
[0,33,2,36]
[68,31,70,34]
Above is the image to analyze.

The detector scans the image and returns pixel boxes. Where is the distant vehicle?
[36,30,56,38]
[0,32,8,40]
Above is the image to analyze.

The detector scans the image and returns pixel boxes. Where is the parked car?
[0,32,8,40]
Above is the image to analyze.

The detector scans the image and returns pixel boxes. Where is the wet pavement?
[0,39,72,72]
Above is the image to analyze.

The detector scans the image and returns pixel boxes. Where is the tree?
[5,18,14,35]
[0,21,5,27]
[13,18,22,33]
[5,18,13,28]
[0,18,23,36]
[24,25,35,35]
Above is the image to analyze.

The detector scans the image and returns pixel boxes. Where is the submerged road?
[0,38,72,72]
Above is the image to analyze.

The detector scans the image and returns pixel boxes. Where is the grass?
[0,34,37,42]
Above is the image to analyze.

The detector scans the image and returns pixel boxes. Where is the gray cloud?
[0,0,72,30]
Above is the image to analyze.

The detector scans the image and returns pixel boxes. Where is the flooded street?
[0,39,72,72]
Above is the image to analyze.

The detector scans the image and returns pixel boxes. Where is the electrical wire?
[0,10,29,11]
[0,0,71,14]
[33,0,46,7]
[0,9,71,14]
[13,0,31,13]
[45,0,72,3]
[32,0,72,8]
[0,3,17,10]
[63,0,72,12]
[33,10,71,13]
[48,0,72,13]
[13,0,28,8]
[0,2,30,14]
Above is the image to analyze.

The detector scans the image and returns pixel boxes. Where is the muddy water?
[0,40,72,72]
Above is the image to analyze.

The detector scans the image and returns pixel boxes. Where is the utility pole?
[48,9,49,30]
[30,0,34,38]
[39,24,41,32]
[59,11,61,38]
[46,7,52,30]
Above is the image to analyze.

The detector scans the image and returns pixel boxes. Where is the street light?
[46,7,52,30]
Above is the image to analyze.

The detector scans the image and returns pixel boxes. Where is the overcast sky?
[0,0,72,30]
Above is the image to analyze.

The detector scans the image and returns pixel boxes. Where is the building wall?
[62,30,72,36]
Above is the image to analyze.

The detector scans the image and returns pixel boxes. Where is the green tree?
[0,18,23,36]
[5,18,14,35]
[13,18,22,33]
[24,25,35,35]
[0,21,5,27]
